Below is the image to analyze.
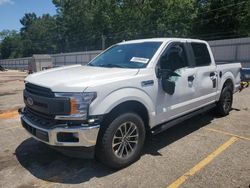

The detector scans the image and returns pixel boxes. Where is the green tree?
[0,30,22,59]
[193,0,250,39]
[52,0,197,50]
[20,13,37,33]
[1,0,250,59]
[20,13,58,56]
[239,0,250,36]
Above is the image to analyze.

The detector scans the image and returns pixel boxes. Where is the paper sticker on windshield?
[130,57,149,64]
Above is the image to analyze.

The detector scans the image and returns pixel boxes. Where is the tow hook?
[18,107,24,114]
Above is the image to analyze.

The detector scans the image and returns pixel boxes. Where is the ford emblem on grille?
[27,97,34,106]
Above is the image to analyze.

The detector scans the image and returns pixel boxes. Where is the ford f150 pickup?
[20,38,241,169]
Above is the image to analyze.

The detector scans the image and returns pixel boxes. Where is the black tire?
[96,113,146,169]
[216,85,233,116]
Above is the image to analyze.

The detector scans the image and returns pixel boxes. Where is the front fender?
[89,88,156,127]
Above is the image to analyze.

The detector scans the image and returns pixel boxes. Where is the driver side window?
[160,43,188,71]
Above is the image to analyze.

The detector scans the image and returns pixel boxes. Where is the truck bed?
[216,62,241,93]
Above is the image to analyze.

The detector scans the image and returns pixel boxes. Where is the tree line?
[0,0,249,59]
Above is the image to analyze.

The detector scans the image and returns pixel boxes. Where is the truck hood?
[25,65,139,92]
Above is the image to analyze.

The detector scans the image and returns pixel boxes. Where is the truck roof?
[119,38,206,44]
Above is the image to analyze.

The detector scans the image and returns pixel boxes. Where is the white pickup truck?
[20,38,241,169]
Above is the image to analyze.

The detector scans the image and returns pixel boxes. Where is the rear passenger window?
[191,43,211,66]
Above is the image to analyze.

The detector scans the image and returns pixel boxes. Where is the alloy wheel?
[112,121,139,159]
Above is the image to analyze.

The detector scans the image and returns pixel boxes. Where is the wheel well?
[223,79,234,92]
[103,100,150,131]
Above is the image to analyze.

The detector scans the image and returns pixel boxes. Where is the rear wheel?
[216,85,233,116]
[96,113,145,169]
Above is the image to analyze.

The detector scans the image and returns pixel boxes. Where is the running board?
[151,103,216,135]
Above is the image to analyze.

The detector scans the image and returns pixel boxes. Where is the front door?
[155,41,198,125]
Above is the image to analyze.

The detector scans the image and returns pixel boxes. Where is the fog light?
[57,132,79,142]
[88,119,95,124]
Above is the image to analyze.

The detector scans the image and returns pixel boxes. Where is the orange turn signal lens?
[70,99,78,114]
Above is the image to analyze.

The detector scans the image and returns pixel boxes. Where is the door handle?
[209,72,217,88]
[210,72,217,81]
[210,72,215,77]
[188,75,195,82]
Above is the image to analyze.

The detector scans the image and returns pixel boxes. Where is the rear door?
[188,42,217,108]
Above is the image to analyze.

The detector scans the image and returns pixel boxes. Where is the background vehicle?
[239,68,250,90]
[20,38,241,169]
[241,68,250,82]
[0,65,6,71]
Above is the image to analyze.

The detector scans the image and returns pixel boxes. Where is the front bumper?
[20,112,100,148]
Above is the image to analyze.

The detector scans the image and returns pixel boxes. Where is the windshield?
[88,42,162,68]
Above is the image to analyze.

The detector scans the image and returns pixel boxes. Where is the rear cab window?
[191,43,211,66]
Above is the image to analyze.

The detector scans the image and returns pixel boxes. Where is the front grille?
[24,107,56,128]
[26,107,55,120]
[24,95,48,109]
[23,83,71,128]
[25,83,54,97]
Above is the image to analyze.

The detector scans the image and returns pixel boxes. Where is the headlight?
[54,92,96,120]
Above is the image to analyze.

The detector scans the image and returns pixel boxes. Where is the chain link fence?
[1,37,250,70]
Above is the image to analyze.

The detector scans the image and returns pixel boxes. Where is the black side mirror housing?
[157,68,180,95]
[162,79,175,95]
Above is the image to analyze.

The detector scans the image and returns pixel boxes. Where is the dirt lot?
[0,70,249,188]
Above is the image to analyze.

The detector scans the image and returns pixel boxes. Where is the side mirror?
[157,68,180,95]
[162,79,175,95]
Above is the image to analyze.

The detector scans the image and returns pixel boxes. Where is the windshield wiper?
[98,64,126,68]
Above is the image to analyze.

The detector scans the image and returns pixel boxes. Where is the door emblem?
[27,97,34,106]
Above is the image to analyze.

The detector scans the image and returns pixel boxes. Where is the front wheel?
[216,86,233,116]
[96,113,145,169]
